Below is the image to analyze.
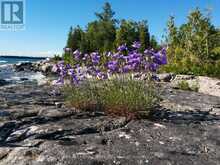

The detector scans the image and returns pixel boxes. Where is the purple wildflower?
[160,48,167,65]
[73,50,81,61]
[82,54,88,61]
[66,64,72,69]
[149,63,159,72]
[117,44,128,52]
[107,60,118,72]
[52,64,58,73]
[91,52,100,65]
[151,48,167,65]
[123,65,132,73]
[96,71,108,80]
[132,41,141,49]
[68,69,79,84]
[106,52,112,57]
[55,42,167,86]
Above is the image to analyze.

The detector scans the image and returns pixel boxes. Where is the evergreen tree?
[86,21,101,52]
[72,26,84,51]
[65,2,155,54]
[95,2,116,23]
[165,8,220,76]
[166,16,179,61]
[66,26,73,48]
[115,20,139,47]
[138,20,150,52]
[167,8,220,61]
[84,2,117,52]
[167,16,178,46]
[150,35,159,49]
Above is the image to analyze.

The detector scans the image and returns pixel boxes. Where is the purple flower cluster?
[117,44,128,52]
[132,41,141,49]
[91,52,100,65]
[55,41,167,85]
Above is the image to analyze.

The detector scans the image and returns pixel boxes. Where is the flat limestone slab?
[0,83,220,165]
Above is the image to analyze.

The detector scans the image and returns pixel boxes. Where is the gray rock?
[40,63,53,75]
[0,148,11,160]
[55,102,63,108]
[13,60,57,77]
[6,128,30,143]
[13,62,33,72]
[20,78,29,81]
[174,74,196,81]
[170,76,199,91]
[157,73,175,82]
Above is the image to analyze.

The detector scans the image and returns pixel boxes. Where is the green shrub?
[51,54,62,62]
[177,80,199,92]
[210,47,220,60]
[161,59,220,78]
[64,77,159,119]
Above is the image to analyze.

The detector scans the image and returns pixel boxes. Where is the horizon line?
[0,51,62,57]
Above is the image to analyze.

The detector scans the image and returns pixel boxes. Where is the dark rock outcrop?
[0,83,220,165]
[13,62,34,72]
[0,79,8,86]
[13,60,56,76]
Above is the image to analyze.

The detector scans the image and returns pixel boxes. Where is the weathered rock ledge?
[0,82,220,165]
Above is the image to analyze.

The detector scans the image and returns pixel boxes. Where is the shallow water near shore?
[0,56,47,85]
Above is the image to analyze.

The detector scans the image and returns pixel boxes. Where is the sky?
[0,0,219,57]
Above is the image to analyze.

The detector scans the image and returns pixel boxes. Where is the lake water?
[0,56,45,65]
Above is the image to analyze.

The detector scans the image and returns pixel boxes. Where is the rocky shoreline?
[13,60,56,76]
[0,60,220,164]
[11,60,220,96]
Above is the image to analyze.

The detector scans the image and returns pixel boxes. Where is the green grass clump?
[177,81,190,91]
[177,80,199,92]
[64,77,159,119]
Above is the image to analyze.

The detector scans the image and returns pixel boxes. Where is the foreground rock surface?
[0,83,220,165]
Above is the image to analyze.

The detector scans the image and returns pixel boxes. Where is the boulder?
[13,60,57,77]
[13,62,34,72]
[39,62,54,76]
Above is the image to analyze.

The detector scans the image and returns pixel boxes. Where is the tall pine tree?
[66,26,73,48]
[138,20,150,52]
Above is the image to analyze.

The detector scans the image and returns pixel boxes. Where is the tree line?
[65,2,220,77]
[66,2,159,53]
[165,8,220,77]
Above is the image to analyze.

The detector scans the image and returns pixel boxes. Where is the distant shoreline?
[0,56,47,60]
